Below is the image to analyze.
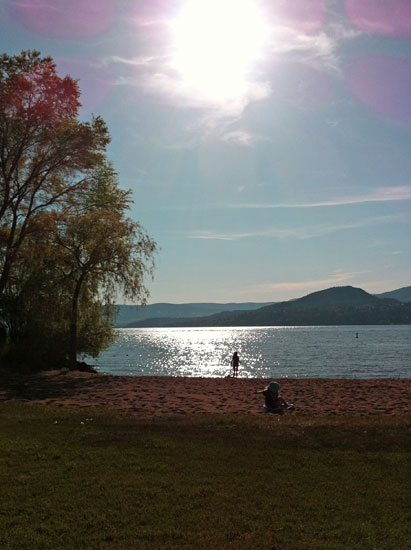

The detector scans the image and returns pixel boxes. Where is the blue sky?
[1,0,410,303]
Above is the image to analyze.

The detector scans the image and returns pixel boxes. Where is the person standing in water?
[231,351,240,377]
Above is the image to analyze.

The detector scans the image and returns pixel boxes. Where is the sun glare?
[171,0,270,103]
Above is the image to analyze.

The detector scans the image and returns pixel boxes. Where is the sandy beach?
[1,371,410,416]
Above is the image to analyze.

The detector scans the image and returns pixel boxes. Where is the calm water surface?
[87,325,411,378]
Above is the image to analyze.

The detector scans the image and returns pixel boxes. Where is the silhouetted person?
[231,351,240,377]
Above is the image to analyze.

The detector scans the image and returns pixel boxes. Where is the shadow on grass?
[0,370,112,402]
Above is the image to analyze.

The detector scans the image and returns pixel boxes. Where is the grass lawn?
[0,403,410,549]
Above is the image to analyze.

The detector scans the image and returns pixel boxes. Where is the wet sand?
[1,371,410,416]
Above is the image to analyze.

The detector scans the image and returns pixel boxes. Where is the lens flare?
[56,58,113,112]
[10,0,115,39]
[345,0,411,38]
[345,55,411,125]
[271,0,326,33]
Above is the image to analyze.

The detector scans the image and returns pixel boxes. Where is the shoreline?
[1,371,411,417]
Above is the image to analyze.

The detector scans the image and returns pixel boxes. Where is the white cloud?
[140,70,270,115]
[108,55,161,68]
[229,186,411,209]
[270,27,338,69]
[266,22,362,74]
[184,215,394,241]
[105,14,361,139]
[220,130,258,147]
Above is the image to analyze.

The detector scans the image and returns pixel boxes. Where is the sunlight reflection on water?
[87,326,411,379]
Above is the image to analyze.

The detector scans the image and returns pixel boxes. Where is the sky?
[1,0,410,304]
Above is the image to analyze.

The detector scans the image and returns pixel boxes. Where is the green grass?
[0,404,410,549]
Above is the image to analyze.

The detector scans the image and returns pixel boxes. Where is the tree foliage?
[0,52,156,369]
[0,50,109,296]
[52,165,156,365]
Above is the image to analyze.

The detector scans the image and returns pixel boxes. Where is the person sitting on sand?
[257,381,294,413]
[231,351,240,377]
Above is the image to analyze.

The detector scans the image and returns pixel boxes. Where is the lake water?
[87,325,411,379]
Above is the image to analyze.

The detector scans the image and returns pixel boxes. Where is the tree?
[0,51,157,369]
[45,164,156,366]
[0,50,110,297]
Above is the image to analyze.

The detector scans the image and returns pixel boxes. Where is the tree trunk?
[0,209,19,296]
[0,248,14,297]
[69,276,84,368]
[69,295,79,368]
[0,258,10,296]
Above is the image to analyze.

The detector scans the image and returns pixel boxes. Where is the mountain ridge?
[375,286,411,303]
[114,301,275,327]
[121,285,411,327]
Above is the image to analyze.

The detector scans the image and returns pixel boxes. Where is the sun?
[171,0,270,103]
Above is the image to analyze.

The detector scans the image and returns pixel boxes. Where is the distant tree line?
[243,303,411,326]
[0,51,156,369]
[134,302,411,327]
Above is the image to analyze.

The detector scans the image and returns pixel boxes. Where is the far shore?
[1,371,410,417]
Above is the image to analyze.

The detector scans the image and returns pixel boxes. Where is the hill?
[127,286,411,327]
[114,301,274,327]
[281,285,392,309]
[375,286,411,303]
